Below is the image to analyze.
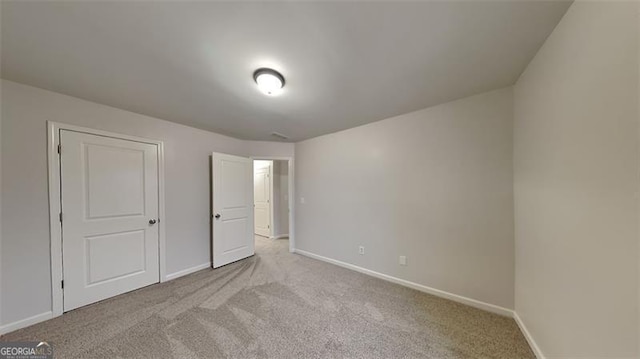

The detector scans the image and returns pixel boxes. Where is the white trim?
[47,122,63,317]
[269,161,275,238]
[250,156,295,253]
[514,312,545,359]
[288,158,295,253]
[46,121,167,318]
[157,141,167,283]
[637,5,640,351]
[0,312,54,336]
[271,234,289,239]
[293,248,514,317]
[165,263,211,281]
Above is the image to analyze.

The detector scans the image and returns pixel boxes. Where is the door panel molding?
[211,152,254,268]
[59,130,159,311]
[47,121,166,317]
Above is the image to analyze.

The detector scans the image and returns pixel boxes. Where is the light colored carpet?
[1,237,534,358]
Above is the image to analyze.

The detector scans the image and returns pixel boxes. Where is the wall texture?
[513,1,639,357]
[0,80,293,327]
[295,87,514,309]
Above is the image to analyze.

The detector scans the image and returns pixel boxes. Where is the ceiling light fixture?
[253,68,285,95]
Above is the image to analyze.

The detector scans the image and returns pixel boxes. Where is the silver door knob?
[214,214,221,219]
[149,219,157,225]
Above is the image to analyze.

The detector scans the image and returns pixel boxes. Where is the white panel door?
[60,130,159,311]
[254,165,271,237]
[211,152,254,268]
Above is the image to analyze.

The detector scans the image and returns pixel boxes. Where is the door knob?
[214,214,221,219]
[149,219,157,225]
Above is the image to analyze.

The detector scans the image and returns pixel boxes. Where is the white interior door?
[254,164,271,237]
[211,152,254,268]
[60,130,160,311]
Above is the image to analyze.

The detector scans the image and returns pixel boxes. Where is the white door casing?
[211,152,254,268]
[60,130,160,311]
[254,164,271,237]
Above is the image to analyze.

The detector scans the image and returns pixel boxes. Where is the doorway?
[253,160,272,237]
[253,159,292,243]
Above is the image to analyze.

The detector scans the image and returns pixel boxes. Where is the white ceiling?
[1,1,571,142]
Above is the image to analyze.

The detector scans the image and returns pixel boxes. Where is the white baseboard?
[0,311,53,336]
[514,312,545,359]
[165,262,211,281]
[0,263,211,336]
[270,234,289,239]
[293,248,514,317]
[0,255,540,358]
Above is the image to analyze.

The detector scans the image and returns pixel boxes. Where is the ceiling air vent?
[271,132,289,141]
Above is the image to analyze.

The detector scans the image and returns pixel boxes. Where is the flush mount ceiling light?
[253,68,285,95]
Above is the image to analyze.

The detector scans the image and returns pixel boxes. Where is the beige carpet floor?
[1,237,534,358]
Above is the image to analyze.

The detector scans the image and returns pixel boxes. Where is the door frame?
[253,160,274,238]
[250,156,295,253]
[47,121,166,317]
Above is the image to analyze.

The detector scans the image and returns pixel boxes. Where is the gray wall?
[0,80,293,326]
[513,1,639,357]
[295,87,515,309]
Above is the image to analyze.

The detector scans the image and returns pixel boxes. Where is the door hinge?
[59,212,63,223]
[57,144,61,154]
[61,280,64,289]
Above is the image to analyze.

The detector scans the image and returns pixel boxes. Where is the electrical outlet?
[358,246,365,255]
[399,256,407,266]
